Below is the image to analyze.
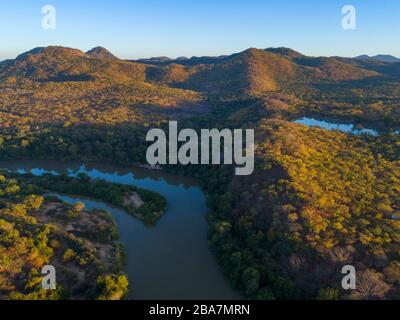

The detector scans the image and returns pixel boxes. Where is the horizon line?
[1,45,399,62]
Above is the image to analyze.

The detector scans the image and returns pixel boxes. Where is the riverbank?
[19,172,167,226]
[0,160,241,300]
[0,172,128,300]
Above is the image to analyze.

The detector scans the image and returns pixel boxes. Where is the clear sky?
[0,0,399,61]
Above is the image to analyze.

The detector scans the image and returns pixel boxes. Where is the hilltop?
[0,45,382,96]
[86,46,120,61]
[354,54,400,63]
[0,46,147,83]
[145,47,379,96]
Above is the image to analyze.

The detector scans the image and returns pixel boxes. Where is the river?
[0,160,241,300]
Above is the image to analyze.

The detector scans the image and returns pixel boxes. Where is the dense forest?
[207,120,400,299]
[0,172,128,300]
[1,45,400,300]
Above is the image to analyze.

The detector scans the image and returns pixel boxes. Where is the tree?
[72,202,85,213]
[384,261,400,284]
[242,267,260,296]
[96,274,129,300]
[317,287,339,300]
[63,249,77,263]
[24,195,44,210]
[351,269,391,300]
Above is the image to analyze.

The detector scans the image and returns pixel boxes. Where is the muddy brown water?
[0,160,241,300]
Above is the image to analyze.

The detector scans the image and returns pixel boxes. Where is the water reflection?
[0,160,241,300]
[1,160,196,189]
[294,117,399,136]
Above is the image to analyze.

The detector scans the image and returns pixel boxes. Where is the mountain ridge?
[0,45,386,96]
[354,54,400,63]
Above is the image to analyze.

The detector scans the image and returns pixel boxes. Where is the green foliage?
[63,249,77,263]
[0,173,128,300]
[26,173,167,225]
[205,119,400,299]
[317,288,340,300]
[96,274,129,300]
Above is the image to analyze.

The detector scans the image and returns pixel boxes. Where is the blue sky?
[0,0,399,60]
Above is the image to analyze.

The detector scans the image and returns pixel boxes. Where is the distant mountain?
[0,45,382,96]
[150,47,379,95]
[178,55,229,66]
[136,56,172,64]
[136,55,229,66]
[354,54,400,63]
[0,46,146,83]
[354,55,373,60]
[86,46,119,60]
[336,54,400,76]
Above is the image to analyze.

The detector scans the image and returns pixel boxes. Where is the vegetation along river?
[0,160,241,300]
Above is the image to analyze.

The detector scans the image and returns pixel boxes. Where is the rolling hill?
[146,47,379,96]
[0,46,147,83]
[86,46,120,61]
[0,46,382,97]
[355,54,400,63]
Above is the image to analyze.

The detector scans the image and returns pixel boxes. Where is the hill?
[0,46,207,128]
[355,54,400,63]
[264,47,304,59]
[149,48,379,96]
[0,46,381,98]
[0,46,147,83]
[86,46,119,61]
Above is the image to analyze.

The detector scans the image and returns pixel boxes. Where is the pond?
[0,160,241,300]
[294,117,399,136]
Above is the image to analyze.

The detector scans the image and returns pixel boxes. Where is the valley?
[0,45,399,300]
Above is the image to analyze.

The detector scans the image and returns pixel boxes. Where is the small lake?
[0,160,241,300]
[294,117,399,136]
